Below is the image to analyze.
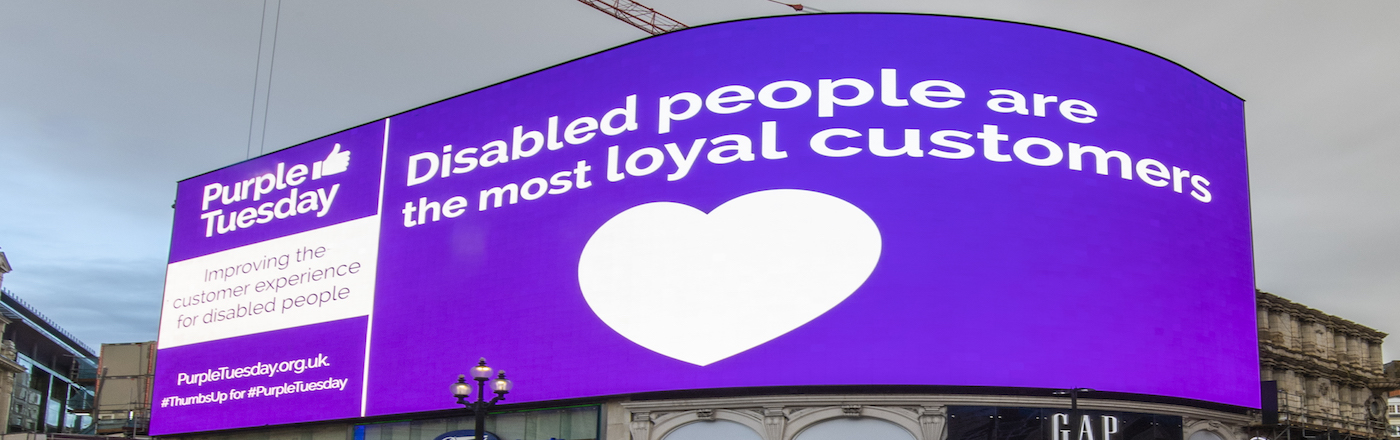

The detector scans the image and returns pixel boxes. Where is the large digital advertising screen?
[151,13,1256,435]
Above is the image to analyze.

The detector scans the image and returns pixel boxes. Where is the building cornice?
[0,356,23,374]
[1257,291,1387,342]
[619,393,1256,425]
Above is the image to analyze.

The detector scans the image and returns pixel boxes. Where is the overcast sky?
[1,0,1397,360]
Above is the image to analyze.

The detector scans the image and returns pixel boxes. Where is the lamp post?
[452,358,514,440]
[1052,388,1094,440]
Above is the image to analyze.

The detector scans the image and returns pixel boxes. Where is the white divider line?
[361,117,390,417]
[376,118,391,216]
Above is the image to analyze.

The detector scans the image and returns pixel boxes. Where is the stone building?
[1384,388,1400,437]
[0,251,101,434]
[0,252,32,432]
[1254,290,1393,440]
[0,319,25,432]
[0,290,99,434]
[0,251,10,287]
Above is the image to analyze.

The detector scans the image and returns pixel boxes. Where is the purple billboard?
[152,13,1256,435]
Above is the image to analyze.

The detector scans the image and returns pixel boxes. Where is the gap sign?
[947,407,1184,440]
[151,13,1257,435]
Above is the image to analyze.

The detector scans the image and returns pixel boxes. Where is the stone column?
[763,407,787,440]
[0,316,19,433]
[919,406,947,440]
[629,412,652,440]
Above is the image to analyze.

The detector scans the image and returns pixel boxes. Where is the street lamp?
[1052,388,1095,440]
[452,358,514,440]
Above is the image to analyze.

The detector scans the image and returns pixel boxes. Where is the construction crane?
[575,0,688,35]
[765,0,825,12]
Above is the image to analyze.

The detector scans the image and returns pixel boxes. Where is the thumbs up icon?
[312,143,351,180]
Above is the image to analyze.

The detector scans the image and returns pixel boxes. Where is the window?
[662,420,762,440]
[794,418,915,440]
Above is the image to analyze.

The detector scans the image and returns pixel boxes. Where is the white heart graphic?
[578,189,882,366]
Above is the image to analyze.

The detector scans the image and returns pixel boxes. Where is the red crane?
[575,0,688,35]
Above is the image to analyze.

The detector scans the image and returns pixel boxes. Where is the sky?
[0,0,1397,360]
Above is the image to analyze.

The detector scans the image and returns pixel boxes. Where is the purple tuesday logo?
[196,145,352,237]
[578,189,881,366]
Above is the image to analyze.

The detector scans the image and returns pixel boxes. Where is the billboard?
[151,13,1256,435]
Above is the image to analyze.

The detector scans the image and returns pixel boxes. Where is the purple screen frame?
[152,13,1257,435]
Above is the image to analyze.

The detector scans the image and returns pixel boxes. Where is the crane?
[575,0,688,35]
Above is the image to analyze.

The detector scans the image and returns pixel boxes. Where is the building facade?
[0,290,98,434]
[1385,389,1400,437]
[0,251,11,288]
[0,253,30,432]
[1254,290,1392,440]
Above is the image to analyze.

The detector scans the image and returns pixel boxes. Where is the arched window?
[661,420,762,440]
[794,417,916,440]
[1188,429,1225,440]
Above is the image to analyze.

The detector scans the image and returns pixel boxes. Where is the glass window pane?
[950,407,996,440]
[794,418,914,440]
[997,407,1043,440]
[662,420,762,440]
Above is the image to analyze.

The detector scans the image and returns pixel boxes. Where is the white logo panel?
[159,216,380,348]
